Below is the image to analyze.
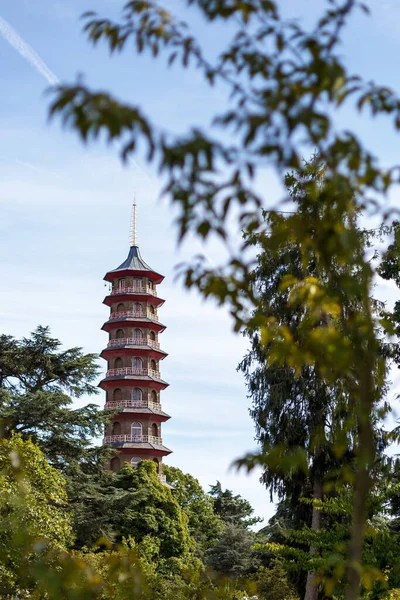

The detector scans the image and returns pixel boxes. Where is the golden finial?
[130,197,137,246]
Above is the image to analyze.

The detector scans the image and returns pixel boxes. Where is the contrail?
[0,155,59,177]
[0,15,60,85]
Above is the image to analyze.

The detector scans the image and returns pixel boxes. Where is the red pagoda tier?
[100,203,171,480]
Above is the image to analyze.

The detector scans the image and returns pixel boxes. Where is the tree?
[0,326,107,470]
[238,163,354,600]
[0,326,113,549]
[163,465,224,551]
[0,433,73,594]
[107,460,196,564]
[206,523,258,578]
[209,481,263,529]
[238,162,397,599]
[48,2,400,598]
[254,559,299,600]
[205,482,263,579]
[67,463,118,549]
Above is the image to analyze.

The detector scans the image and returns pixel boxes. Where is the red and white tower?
[100,202,171,480]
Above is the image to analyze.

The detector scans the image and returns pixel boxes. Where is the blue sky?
[1,0,400,524]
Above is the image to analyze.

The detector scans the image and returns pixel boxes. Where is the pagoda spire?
[130,198,137,247]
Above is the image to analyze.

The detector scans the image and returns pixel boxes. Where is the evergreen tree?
[0,325,108,471]
[206,523,257,578]
[238,162,392,600]
[209,481,263,529]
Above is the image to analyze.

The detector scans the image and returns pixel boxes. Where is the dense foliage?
[163,465,224,551]
[0,434,73,593]
[0,438,266,598]
[0,326,115,549]
[106,461,195,560]
[0,330,268,597]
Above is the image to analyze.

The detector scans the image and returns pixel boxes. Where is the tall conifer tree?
[238,161,391,600]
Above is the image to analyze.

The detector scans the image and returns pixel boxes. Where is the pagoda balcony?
[105,399,163,411]
[106,367,161,379]
[111,285,157,297]
[104,434,163,444]
[107,337,160,349]
[109,310,159,322]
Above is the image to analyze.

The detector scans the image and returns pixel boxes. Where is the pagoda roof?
[111,442,172,455]
[104,245,164,283]
[114,245,153,272]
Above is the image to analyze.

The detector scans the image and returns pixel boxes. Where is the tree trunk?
[304,478,323,600]
[346,357,375,600]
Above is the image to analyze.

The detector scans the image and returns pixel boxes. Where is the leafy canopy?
[107,460,196,563]
[0,434,73,594]
[163,465,224,550]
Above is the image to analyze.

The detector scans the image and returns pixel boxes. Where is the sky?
[1,0,400,525]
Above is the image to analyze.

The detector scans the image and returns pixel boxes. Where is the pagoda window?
[153,458,159,472]
[110,457,120,472]
[151,423,159,437]
[134,328,143,340]
[113,388,123,402]
[132,388,143,403]
[116,329,125,339]
[118,278,125,291]
[149,305,155,315]
[114,357,123,369]
[134,302,143,315]
[151,390,158,403]
[131,422,142,438]
[132,357,143,371]
[112,422,121,435]
[133,278,142,291]
[131,457,141,468]
[117,303,125,312]
[150,331,156,341]
[150,359,157,371]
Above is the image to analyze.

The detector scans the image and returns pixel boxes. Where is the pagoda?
[100,202,171,481]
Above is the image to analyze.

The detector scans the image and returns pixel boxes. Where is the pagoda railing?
[158,474,167,484]
[106,367,161,379]
[107,337,160,349]
[105,399,162,411]
[111,286,157,297]
[109,310,159,322]
[104,434,163,444]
